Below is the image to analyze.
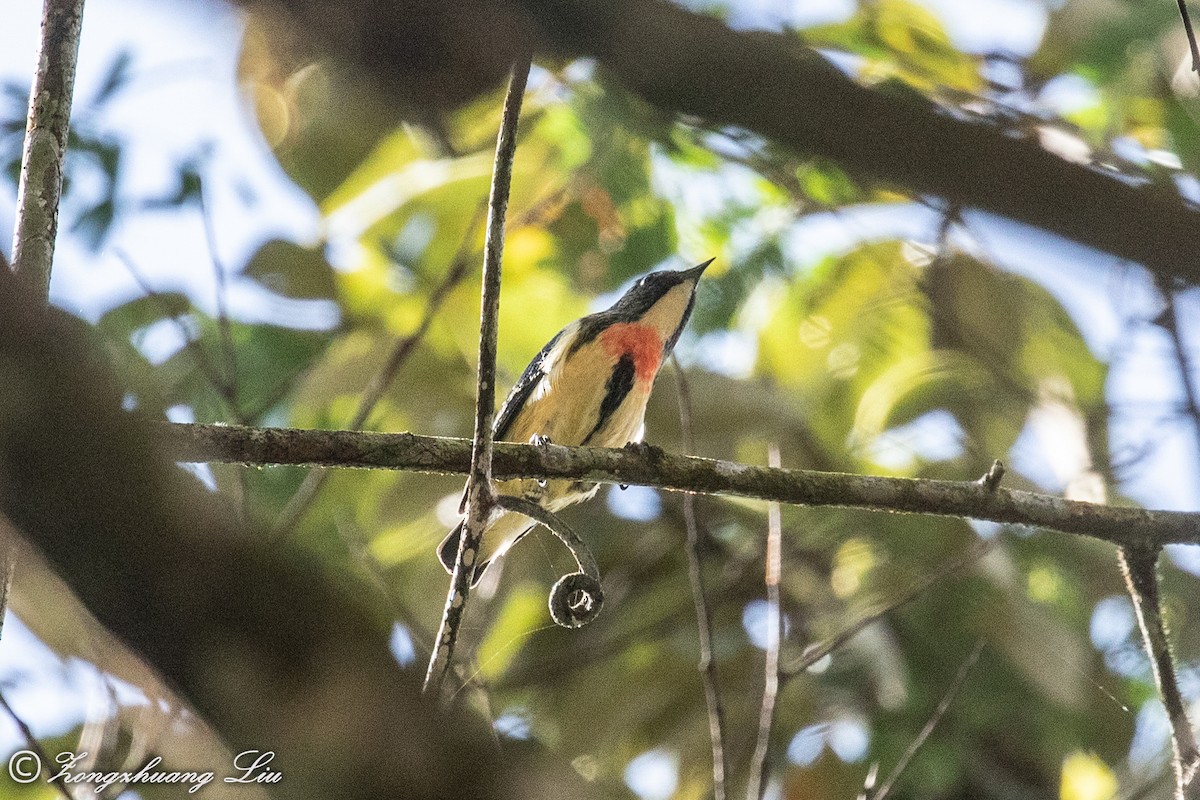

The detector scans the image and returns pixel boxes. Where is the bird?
[438,259,712,584]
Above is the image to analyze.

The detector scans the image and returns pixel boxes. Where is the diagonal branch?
[1179,0,1200,73]
[272,201,487,538]
[164,422,1200,548]
[424,54,532,696]
[114,249,238,418]
[785,539,993,676]
[0,280,520,800]
[1152,277,1200,460]
[1119,545,1200,799]
[199,182,240,411]
[0,689,77,800]
[868,639,984,800]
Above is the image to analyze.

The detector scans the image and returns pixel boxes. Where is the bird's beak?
[682,258,714,282]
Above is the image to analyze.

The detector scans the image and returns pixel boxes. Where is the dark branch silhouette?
[0,280,517,800]
[241,0,1200,284]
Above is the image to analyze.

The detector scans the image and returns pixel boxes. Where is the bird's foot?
[621,441,665,489]
[623,440,665,460]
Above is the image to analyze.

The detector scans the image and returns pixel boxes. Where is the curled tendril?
[549,572,604,627]
[495,494,604,628]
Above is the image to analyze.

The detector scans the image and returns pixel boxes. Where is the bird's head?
[608,258,712,355]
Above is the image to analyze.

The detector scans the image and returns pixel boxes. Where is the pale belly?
[476,351,656,569]
[505,342,653,448]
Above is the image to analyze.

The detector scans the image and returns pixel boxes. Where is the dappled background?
[3,0,1200,798]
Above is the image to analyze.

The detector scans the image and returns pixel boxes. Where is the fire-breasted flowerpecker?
[438,259,712,583]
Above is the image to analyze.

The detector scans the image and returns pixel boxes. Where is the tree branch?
[1152,277,1200,461]
[242,0,1200,284]
[424,55,531,696]
[1179,0,1200,72]
[10,0,85,297]
[673,357,729,800]
[114,248,239,418]
[525,0,1200,282]
[746,445,783,800]
[785,540,993,676]
[164,422,1200,548]
[0,689,77,800]
[1119,545,1200,799]
[867,639,984,800]
[198,182,240,414]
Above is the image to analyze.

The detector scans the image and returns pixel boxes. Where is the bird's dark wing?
[493,326,568,441]
[445,326,572,530]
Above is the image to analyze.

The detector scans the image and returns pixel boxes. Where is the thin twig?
[785,539,994,675]
[672,355,729,800]
[0,689,76,800]
[10,0,85,297]
[978,459,1005,491]
[114,249,240,418]
[272,202,487,538]
[1119,545,1200,799]
[1153,277,1200,460]
[0,550,12,642]
[747,445,783,800]
[198,182,239,404]
[424,54,532,696]
[868,639,984,800]
[197,182,253,519]
[1179,0,1200,72]
[166,423,1200,549]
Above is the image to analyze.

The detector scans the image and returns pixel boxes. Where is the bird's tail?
[437,521,489,586]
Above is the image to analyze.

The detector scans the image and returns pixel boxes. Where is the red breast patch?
[599,323,663,385]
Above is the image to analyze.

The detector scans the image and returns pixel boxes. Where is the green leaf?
[99,292,190,333]
[243,239,337,300]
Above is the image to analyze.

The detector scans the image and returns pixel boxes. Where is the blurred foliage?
[6,0,1200,799]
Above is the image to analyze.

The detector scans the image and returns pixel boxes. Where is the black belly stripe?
[582,353,636,445]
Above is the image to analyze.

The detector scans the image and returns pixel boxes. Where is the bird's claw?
[623,440,665,460]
